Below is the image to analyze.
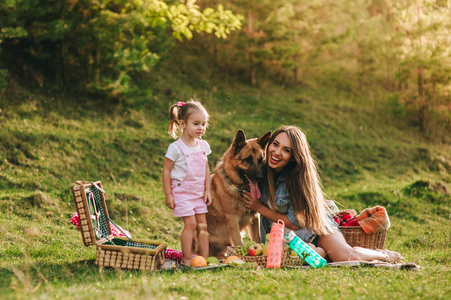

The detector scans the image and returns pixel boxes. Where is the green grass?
[0,80,450,299]
[2,264,451,298]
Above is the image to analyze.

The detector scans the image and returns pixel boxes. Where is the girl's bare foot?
[180,259,191,266]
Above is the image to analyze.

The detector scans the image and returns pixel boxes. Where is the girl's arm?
[242,192,300,231]
[162,158,175,209]
[204,161,212,206]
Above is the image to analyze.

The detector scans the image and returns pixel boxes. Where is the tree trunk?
[95,50,100,85]
[248,12,256,86]
[416,4,427,131]
[417,66,426,131]
[293,54,299,82]
[249,50,256,86]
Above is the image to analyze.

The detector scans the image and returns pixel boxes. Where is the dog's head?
[224,129,271,198]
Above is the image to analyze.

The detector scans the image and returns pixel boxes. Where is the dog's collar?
[217,163,249,193]
[227,180,247,193]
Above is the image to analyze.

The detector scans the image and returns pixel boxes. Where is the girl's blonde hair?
[168,100,209,138]
[266,125,333,236]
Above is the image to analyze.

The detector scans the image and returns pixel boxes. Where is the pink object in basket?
[69,212,131,238]
[110,222,131,238]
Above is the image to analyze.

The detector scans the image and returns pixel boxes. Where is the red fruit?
[248,244,263,256]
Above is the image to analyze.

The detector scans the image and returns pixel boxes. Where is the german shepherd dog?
[206,129,271,257]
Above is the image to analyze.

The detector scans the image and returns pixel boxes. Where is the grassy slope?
[0,77,450,298]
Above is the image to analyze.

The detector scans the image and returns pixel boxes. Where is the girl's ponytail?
[168,104,180,138]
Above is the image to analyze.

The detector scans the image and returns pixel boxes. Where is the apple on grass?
[248,244,263,256]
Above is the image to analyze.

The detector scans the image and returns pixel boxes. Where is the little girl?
[162,100,212,266]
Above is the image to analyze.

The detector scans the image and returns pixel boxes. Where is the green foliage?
[192,0,450,131]
[388,0,451,130]
[167,2,243,40]
[0,0,242,96]
[0,26,28,39]
[0,68,7,89]
[205,0,319,85]
[1,0,450,132]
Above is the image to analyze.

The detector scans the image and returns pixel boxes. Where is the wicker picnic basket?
[72,181,167,271]
[226,246,305,267]
[226,246,268,267]
[339,226,386,249]
[282,252,306,267]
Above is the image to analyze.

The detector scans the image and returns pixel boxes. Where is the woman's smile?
[269,154,281,163]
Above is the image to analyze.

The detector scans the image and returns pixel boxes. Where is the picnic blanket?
[356,206,391,234]
[160,259,420,271]
[327,260,419,270]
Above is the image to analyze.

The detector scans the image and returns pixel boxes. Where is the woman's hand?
[242,191,262,211]
[243,192,300,231]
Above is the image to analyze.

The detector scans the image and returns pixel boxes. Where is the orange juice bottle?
[266,219,285,269]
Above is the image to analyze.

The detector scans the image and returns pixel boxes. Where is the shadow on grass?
[0,260,98,289]
[0,259,231,291]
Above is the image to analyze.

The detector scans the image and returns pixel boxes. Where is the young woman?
[162,100,212,266]
[243,125,402,263]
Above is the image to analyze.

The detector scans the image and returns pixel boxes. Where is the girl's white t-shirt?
[165,139,211,181]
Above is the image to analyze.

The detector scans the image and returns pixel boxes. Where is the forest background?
[0,0,450,299]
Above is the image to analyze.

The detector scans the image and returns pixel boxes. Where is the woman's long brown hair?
[265,126,333,236]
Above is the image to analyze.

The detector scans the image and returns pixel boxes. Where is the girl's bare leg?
[318,230,403,263]
[180,215,197,265]
[195,213,209,258]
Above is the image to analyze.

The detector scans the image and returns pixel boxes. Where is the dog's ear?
[233,129,247,155]
[257,131,272,149]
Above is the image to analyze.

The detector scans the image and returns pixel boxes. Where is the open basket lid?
[72,181,112,246]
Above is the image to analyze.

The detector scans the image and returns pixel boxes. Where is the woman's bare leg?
[318,230,402,263]
[307,243,326,259]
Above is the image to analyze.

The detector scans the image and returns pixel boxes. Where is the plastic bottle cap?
[284,230,296,243]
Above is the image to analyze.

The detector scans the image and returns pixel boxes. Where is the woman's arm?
[242,191,300,231]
